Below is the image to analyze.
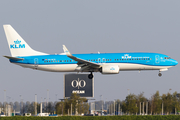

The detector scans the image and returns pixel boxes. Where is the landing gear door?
[34,58,38,68]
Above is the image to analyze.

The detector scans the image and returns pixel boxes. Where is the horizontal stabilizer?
[3,56,24,61]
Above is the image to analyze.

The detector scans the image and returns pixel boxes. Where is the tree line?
[55,93,89,115]
[0,93,89,115]
[109,91,180,115]
[0,101,56,115]
[1,91,179,115]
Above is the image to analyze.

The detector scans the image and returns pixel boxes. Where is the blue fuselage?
[10,52,178,73]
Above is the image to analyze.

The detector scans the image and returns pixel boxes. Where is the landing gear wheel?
[88,74,93,79]
[158,73,162,77]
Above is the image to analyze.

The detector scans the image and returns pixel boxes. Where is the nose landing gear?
[158,72,162,77]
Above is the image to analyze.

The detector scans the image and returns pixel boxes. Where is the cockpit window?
[164,57,171,59]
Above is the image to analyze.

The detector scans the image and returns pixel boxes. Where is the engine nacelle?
[100,65,119,74]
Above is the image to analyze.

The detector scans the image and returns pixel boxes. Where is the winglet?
[63,45,72,57]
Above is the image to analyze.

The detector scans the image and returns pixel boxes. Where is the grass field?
[1,115,180,120]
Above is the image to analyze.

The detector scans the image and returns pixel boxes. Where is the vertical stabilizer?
[3,25,48,57]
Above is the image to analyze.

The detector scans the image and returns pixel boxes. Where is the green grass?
[1,115,180,120]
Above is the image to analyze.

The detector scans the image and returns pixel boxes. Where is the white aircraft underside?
[15,63,172,72]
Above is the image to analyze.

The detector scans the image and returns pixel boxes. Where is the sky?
[0,0,180,103]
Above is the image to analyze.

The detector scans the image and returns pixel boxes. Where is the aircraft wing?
[63,45,101,71]
[4,56,24,61]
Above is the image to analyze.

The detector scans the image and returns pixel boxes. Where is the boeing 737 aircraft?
[3,25,178,79]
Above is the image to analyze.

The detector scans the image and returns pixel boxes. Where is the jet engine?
[99,65,119,74]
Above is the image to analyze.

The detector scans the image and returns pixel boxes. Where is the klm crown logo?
[14,40,21,44]
[110,67,115,70]
[122,54,131,59]
[10,39,25,49]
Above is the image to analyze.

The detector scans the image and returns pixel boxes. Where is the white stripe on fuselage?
[13,63,172,72]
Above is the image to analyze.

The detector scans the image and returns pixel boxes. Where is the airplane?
[3,25,178,79]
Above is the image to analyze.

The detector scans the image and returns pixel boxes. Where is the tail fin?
[3,25,48,57]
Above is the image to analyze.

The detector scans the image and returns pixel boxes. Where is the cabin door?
[98,58,106,64]
[34,58,38,68]
[155,55,160,64]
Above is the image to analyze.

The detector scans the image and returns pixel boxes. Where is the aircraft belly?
[54,64,77,72]
[37,64,77,72]
[117,63,170,71]
[14,63,172,72]
[14,63,77,72]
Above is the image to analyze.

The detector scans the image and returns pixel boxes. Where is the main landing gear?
[158,72,162,77]
[88,72,93,79]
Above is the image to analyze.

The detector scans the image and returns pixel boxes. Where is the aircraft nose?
[173,60,178,66]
